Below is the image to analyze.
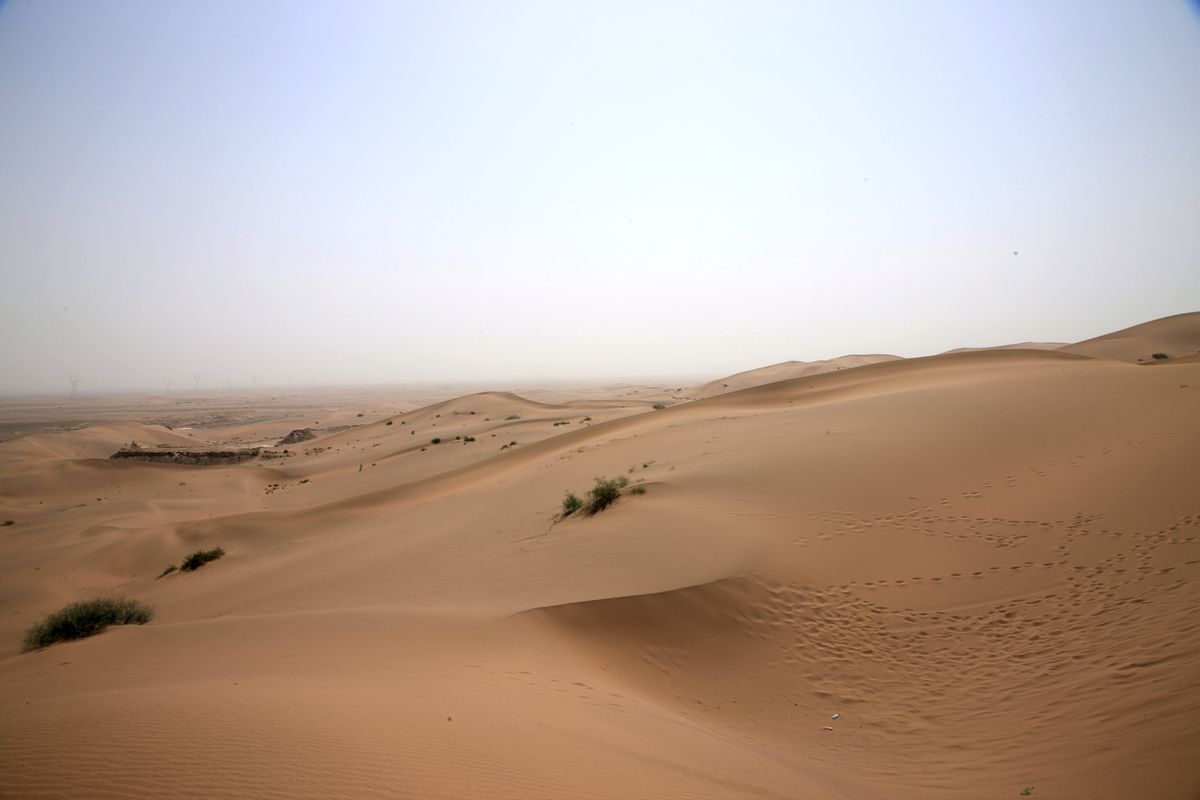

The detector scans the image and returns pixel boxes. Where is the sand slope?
[1,316,1199,799]
[1058,310,1200,362]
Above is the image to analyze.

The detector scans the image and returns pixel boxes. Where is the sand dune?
[1,314,1199,799]
[940,341,1067,354]
[1058,310,1200,362]
[691,354,902,398]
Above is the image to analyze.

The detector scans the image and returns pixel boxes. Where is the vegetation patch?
[561,491,583,517]
[180,547,225,572]
[585,477,623,515]
[1152,352,1169,360]
[559,473,649,519]
[157,564,177,579]
[23,597,154,652]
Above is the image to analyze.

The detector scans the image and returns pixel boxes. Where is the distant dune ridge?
[689,354,902,398]
[1,312,1199,799]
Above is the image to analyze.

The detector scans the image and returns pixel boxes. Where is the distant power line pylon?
[68,374,80,397]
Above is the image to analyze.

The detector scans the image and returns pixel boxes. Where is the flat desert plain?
[2,312,1199,799]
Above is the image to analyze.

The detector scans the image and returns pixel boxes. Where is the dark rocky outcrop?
[276,428,317,446]
[110,448,261,466]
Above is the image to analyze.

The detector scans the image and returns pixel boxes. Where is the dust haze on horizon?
[1,1,1198,395]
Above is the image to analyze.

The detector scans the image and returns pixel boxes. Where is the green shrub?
[562,491,583,517]
[1152,352,1169,360]
[431,437,442,444]
[180,547,225,572]
[505,414,521,420]
[615,475,629,488]
[157,564,177,579]
[630,484,646,495]
[585,477,622,515]
[652,403,667,410]
[23,597,154,651]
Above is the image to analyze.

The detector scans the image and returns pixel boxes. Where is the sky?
[1,0,1198,394]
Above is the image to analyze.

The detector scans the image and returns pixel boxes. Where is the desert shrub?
[652,403,667,410]
[157,564,177,579]
[562,491,583,517]
[386,420,393,426]
[180,547,225,572]
[615,475,629,488]
[431,437,442,444]
[630,484,646,495]
[23,597,153,651]
[585,477,622,515]
[2,520,13,526]
[1152,352,1169,360]
[506,414,521,420]
[463,436,476,443]
[356,412,364,417]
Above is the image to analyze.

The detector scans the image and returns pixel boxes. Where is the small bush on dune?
[23,597,153,652]
[561,491,583,517]
[1152,352,1169,360]
[180,547,225,572]
[652,402,667,410]
[506,414,521,420]
[157,564,177,579]
[630,484,646,495]
[585,477,622,515]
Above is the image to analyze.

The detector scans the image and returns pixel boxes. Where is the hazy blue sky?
[2,1,1198,393]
